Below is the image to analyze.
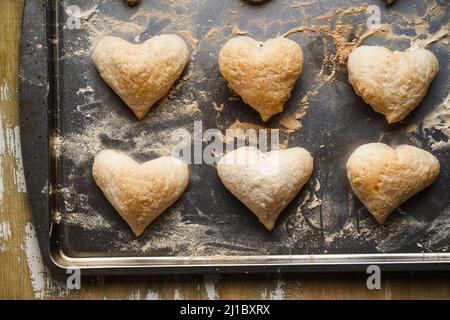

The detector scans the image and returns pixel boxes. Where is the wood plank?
[0,0,35,300]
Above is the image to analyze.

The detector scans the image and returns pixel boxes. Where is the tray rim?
[48,245,450,275]
[18,0,450,279]
[54,250,450,269]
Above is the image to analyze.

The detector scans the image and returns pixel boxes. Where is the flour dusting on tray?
[55,0,450,257]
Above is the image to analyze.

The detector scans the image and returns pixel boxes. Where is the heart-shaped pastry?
[218,36,303,121]
[92,150,189,236]
[347,143,440,224]
[347,46,439,123]
[92,35,190,119]
[217,146,313,230]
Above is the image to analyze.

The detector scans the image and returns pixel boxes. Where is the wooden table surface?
[1,1,449,300]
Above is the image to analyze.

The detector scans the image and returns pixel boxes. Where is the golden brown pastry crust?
[217,146,313,230]
[218,36,303,121]
[92,35,189,119]
[348,46,439,123]
[92,150,189,236]
[347,143,440,224]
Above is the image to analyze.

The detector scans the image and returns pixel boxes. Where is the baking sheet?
[20,0,450,272]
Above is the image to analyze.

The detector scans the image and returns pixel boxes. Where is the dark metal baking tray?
[19,0,450,277]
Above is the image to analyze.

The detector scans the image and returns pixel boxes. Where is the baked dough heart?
[92,150,189,236]
[92,35,189,119]
[217,146,313,230]
[347,46,439,123]
[218,36,303,121]
[347,143,440,224]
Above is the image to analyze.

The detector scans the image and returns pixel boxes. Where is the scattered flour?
[422,93,450,150]
[50,0,450,264]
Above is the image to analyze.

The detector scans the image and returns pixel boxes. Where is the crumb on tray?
[126,0,139,6]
